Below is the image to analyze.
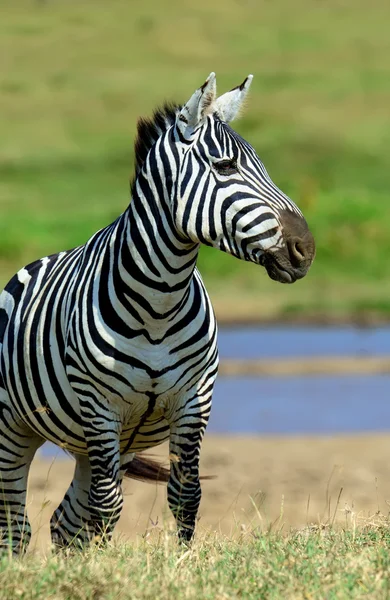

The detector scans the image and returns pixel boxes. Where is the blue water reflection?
[218,326,390,360]
[209,374,390,435]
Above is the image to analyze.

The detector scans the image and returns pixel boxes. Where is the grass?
[2,523,390,599]
[1,0,390,321]
[5,446,390,599]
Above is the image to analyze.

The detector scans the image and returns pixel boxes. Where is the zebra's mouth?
[259,254,296,284]
[266,263,296,284]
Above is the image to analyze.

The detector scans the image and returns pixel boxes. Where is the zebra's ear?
[176,73,217,138]
[214,74,253,123]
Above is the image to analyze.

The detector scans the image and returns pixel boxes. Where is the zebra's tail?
[124,454,170,483]
[123,453,216,484]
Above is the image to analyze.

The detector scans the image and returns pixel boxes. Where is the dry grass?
[2,519,390,599]
[0,433,388,597]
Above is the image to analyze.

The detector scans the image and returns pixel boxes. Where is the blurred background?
[2,0,390,547]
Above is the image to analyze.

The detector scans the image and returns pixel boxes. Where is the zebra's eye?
[213,159,238,176]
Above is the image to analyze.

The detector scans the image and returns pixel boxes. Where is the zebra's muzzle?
[260,210,316,283]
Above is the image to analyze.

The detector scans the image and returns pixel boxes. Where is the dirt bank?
[27,433,390,552]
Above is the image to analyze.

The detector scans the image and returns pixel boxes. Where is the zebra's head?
[135,73,315,283]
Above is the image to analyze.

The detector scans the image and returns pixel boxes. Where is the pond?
[210,373,390,435]
[212,325,390,435]
[218,325,390,360]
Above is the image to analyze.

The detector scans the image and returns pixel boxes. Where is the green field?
[1,0,390,321]
[2,525,390,599]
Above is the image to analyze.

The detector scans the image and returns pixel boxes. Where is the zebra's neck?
[105,169,200,326]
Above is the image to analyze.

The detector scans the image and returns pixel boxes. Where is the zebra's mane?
[133,103,180,176]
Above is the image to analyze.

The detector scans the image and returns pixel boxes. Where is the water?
[209,374,390,435]
[38,326,390,456]
[213,325,390,435]
[218,325,390,360]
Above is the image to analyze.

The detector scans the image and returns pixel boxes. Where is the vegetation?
[1,523,390,599]
[1,0,389,321]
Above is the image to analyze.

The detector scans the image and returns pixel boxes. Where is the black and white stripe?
[0,73,314,552]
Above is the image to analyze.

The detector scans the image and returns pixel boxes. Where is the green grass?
[1,0,390,321]
[2,525,390,599]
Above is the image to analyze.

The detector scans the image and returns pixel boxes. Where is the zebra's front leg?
[81,404,123,544]
[167,402,210,543]
[84,414,123,541]
[88,454,123,544]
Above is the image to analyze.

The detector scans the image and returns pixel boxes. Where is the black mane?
[133,103,180,177]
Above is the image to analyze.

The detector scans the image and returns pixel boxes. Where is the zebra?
[0,72,315,553]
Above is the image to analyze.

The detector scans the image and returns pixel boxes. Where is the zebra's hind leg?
[50,453,94,549]
[0,398,43,554]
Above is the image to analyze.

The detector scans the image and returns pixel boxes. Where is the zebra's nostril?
[293,240,305,261]
[288,238,307,266]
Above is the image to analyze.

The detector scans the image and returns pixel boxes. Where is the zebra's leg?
[80,403,123,543]
[0,399,43,554]
[87,447,123,543]
[167,399,210,543]
[50,453,93,549]
[51,450,131,549]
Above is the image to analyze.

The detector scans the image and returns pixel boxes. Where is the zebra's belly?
[120,414,170,453]
[44,414,172,455]
[12,382,170,456]
[2,344,187,454]
[2,326,212,455]
[17,408,170,456]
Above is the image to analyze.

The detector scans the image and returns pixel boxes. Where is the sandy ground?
[27,434,390,552]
